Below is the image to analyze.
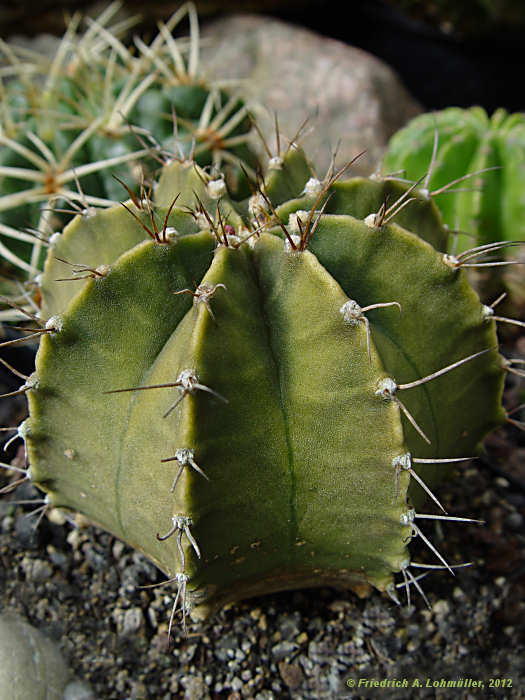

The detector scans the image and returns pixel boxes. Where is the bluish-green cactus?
[2,136,516,634]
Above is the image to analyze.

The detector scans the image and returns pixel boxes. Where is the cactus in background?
[0,2,257,278]
[382,107,525,250]
[381,107,525,306]
[2,129,519,635]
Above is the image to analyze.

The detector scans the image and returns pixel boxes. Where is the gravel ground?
[1,337,524,700]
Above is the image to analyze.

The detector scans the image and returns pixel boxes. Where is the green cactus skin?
[13,141,508,628]
[0,2,257,277]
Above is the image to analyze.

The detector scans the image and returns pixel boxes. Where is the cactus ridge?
[2,137,518,636]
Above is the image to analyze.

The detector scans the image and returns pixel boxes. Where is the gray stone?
[307,639,334,664]
[21,556,53,582]
[200,15,421,176]
[230,676,243,692]
[271,640,299,661]
[215,631,239,661]
[122,606,144,636]
[180,674,209,700]
[63,680,96,700]
[0,612,72,700]
[180,642,198,663]
[276,611,301,640]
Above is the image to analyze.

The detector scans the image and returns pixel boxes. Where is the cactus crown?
[2,119,514,635]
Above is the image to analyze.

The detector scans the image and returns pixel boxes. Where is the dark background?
[285,0,525,114]
[1,0,523,114]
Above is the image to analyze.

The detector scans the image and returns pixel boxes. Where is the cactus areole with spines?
[20,143,506,626]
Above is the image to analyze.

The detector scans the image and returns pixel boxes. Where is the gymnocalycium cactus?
[0,2,257,277]
[2,131,521,634]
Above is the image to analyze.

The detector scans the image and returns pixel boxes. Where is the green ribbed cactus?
[0,2,256,276]
[382,107,525,305]
[383,107,525,249]
[3,140,514,633]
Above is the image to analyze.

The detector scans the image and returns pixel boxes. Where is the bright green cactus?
[3,136,518,634]
[0,2,257,277]
[382,107,525,249]
[381,107,525,305]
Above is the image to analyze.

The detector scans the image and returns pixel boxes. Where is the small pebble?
[122,607,144,636]
[505,511,523,529]
[271,641,299,661]
[63,680,96,700]
[20,556,53,582]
